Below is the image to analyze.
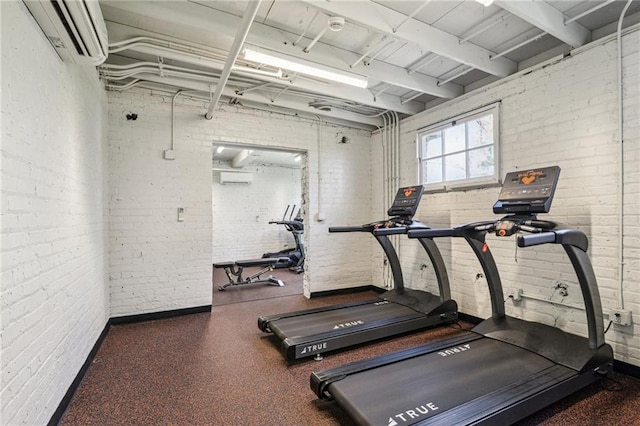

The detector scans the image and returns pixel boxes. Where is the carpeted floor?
[60,291,640,426]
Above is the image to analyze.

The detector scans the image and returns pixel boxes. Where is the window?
[418,103,500,191]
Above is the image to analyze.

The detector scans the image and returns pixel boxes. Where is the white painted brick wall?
[393,27,640,366]
[212,162,302,262]
[108,91,214,316]
[108,89,374,306]
[1,3,108,425]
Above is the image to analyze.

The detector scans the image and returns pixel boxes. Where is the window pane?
[445,153,466,181]
[423,132,442,158]
[424,158,443,184]
[469,146,494,178]
[467,115,493,148]
[444,123,465,154]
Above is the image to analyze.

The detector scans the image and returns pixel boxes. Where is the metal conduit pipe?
[293,10,320,46]
[109,37,227,59]
[564,0,614,25]
[171,90,183,152]
[381,112,390,288]
[304,26,328,53]
[364,39,396,66]
[490,32,546,61]
[110,35,226,55]
[103,67,219,83]
[459,12,511,45]
[351,36,387,68]
[408,54,439,75]
[205,0,262,120]
[106,79,142,91]
[102,62,219,78]
[616,0,633,309]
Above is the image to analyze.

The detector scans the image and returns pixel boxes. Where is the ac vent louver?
[24,0,108,65]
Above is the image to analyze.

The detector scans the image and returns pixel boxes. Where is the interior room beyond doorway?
[211,144,305,305]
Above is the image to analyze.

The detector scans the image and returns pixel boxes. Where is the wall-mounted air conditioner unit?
[23,0,108,65]
[220,172,253,185]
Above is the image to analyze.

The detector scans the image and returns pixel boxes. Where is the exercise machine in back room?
[213,205,304,290]
[262,205,305,273]
[257,186,458,362]
[311,166,614,426]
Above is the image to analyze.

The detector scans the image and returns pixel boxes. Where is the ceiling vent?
[23,0,108,65]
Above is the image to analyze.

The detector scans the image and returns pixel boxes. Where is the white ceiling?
[99,0,640,129]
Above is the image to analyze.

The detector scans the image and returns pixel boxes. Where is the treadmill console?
[387,186,425,218]
[493,166,560,214]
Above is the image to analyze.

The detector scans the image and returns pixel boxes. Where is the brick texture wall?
[1,3,108,424]
[392,27,640,366]
[212,162,302,262]
[107,89,375,310]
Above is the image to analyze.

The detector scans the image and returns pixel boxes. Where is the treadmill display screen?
[493,166,560,214]
[387,186,425,218]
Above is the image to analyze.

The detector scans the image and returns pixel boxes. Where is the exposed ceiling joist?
[299,0,517,77]
[103,1,457,102]
[105,26,423,116]
[495,0,591,48]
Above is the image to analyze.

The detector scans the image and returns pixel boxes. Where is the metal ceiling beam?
[129,73,384,127]
[495,0,591,48]
[299,0,516,77]
[102,1,460,101]
[205,0,261,119]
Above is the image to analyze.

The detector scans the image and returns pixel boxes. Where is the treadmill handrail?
[519,227,604,349]
[372,221,450,300]
[372,221,430,236]
[409,223,505,319]
[329,225,366,233]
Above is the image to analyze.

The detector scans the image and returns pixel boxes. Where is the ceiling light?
[242,47,368,89]
[216,146,225,153]
[293,154,302,162]
[475,0,494,6]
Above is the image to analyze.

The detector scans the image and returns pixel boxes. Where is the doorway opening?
[211,143,306,306]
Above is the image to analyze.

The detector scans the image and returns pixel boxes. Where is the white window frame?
[417,102,501,192]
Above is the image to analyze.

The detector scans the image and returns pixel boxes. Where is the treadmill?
[311,166,614,425]
[257,185,458,361]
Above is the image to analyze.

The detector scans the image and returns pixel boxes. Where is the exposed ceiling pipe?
[490,32,546,61]
[407,53,439,75]
[616,0,633,310]
[303,26,329,53]
[363,39,396,66]
[351,35,387,68]
[293,10,320,46]
[392,0,433,33]
[564,0,614,25]
[109,36,227,58]
[205,0,262,120]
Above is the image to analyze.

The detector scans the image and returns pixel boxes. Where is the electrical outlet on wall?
[609,309,632,326]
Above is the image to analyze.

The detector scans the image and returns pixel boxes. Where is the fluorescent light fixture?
[216,146,225,153]
[242,48,368,89]
[475,0,494,6]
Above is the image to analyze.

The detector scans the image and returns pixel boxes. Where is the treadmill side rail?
[257,298,380,332]
[311,332,480,400]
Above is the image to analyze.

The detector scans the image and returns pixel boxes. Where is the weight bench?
[214,257,289,291]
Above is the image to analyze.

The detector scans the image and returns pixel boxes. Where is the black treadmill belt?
[328,338,558,426]
[270,301,423,340]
